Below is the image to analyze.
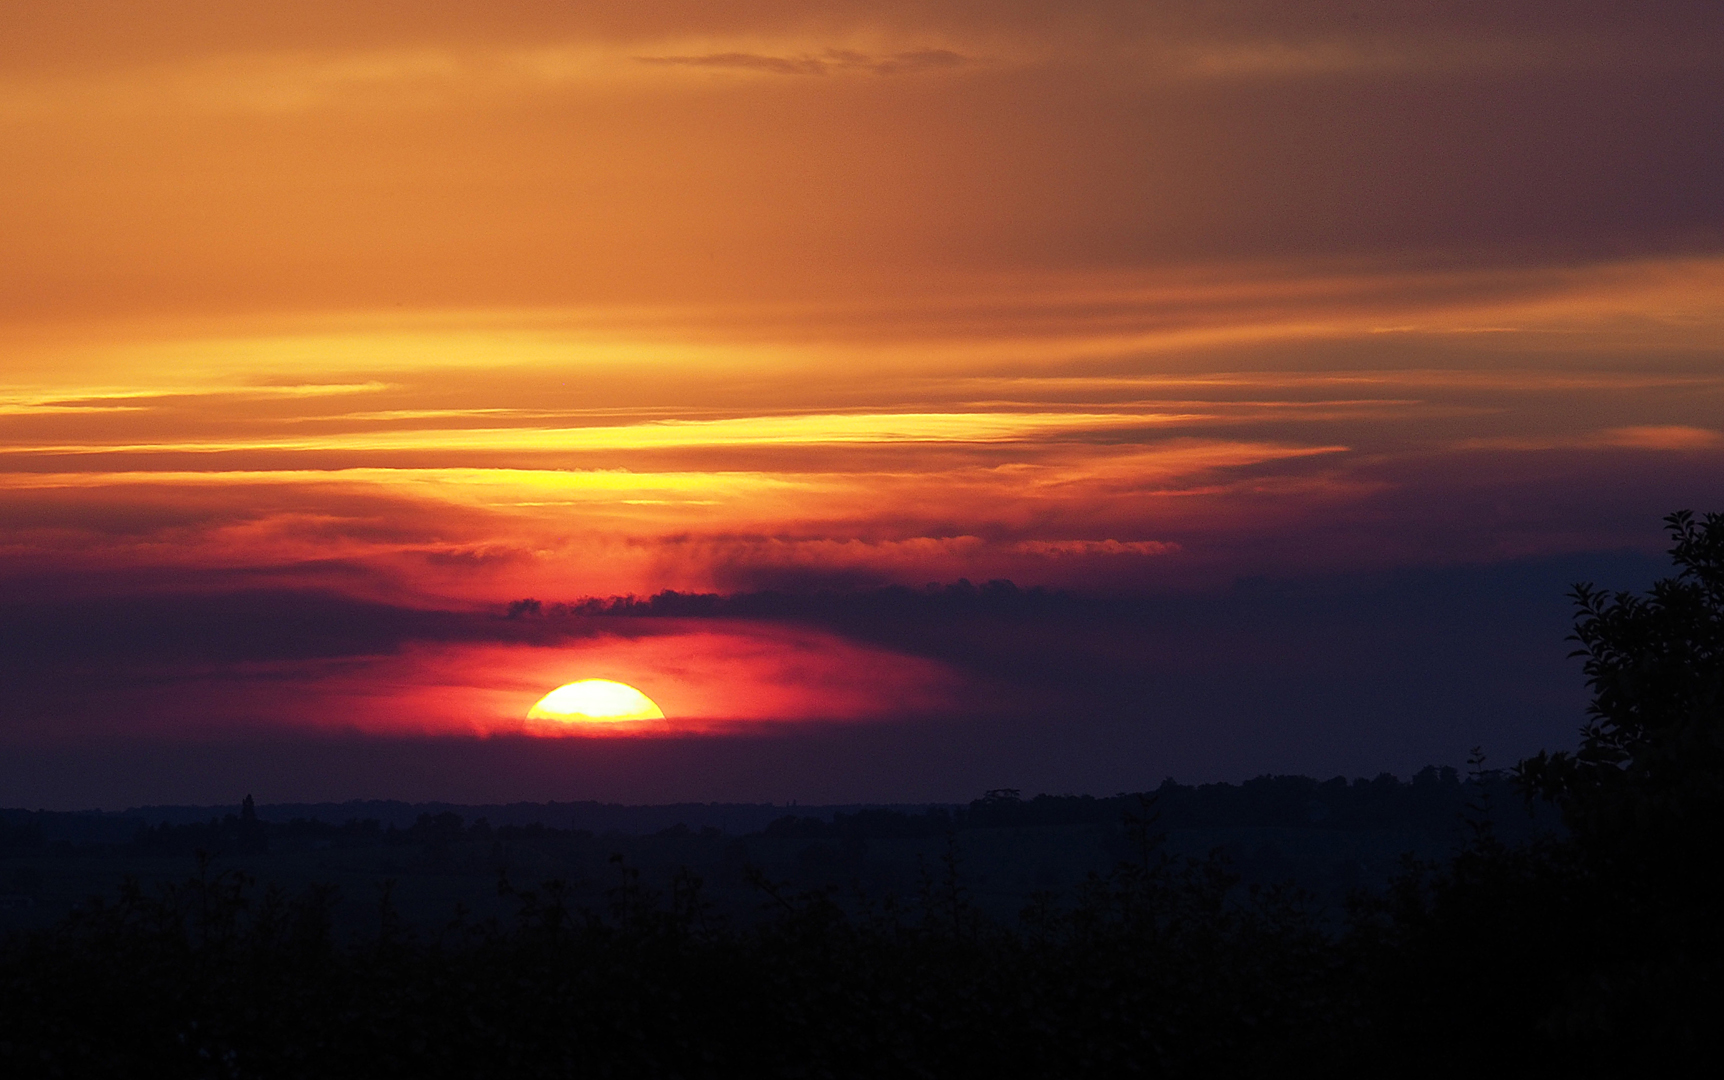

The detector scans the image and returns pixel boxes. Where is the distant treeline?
[759,767,1512,841]
[0,766,1523,860]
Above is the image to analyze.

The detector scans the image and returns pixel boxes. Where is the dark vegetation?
[2,511,1721,1076]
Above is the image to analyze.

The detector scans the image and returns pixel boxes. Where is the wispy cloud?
[635,48,969,77]
[0,410,1205,458]
[1456,426,1724,452]
[0,382,390,411]
[1014,539,1177,558]
[1602,425,1723,450]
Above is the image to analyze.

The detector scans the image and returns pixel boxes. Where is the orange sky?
[2,2,1722,762]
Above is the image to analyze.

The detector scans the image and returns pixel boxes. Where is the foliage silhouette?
[1518,509,1724,844]
[1362,510,1724,1072]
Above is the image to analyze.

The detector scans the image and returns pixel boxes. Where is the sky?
[2,1,1722,809]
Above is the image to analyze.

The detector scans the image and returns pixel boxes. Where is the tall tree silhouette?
[1517,509,1724,850]
[1495,509,1724,1062]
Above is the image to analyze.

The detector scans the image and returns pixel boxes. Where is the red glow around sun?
[222,622,960,739]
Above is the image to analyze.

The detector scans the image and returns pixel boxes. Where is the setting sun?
[527,680,666,724]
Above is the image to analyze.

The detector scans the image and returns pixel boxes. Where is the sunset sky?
[3,2,1722,809]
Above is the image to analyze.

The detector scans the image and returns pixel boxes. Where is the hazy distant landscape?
[1,768,1545,937]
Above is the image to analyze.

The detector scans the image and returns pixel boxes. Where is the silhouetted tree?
[237,794,268,855]
[1513,509,1724,1059]
[1363,510,1724,1070]
[1517,509,1724,850]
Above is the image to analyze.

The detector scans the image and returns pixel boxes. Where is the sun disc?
[528,679,665,724]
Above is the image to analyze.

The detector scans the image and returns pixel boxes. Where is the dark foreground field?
[0,767,1715,1077]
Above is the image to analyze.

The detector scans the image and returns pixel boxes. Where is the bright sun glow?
[527,679,665,724]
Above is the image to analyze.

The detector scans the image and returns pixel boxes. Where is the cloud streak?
[636,48,969,77]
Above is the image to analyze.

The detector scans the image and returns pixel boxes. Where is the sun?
[527,679,665,724]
